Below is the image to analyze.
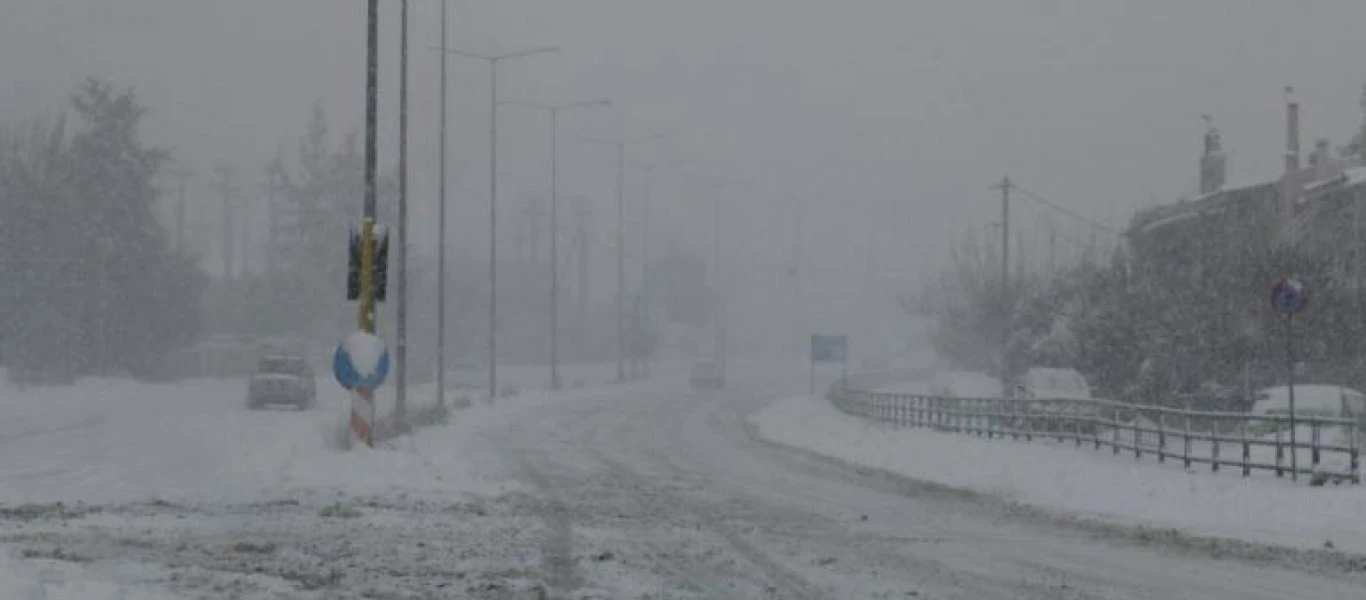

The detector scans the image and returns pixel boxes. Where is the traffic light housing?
[346,228,390,302]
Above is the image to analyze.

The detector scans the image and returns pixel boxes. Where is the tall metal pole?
[550,107,561,390]
[501,98,610,389]
[440,46,560,398]
[640,165,653,378]
[793,194,805,363]
[488,60,499,400]
[993,176,1011,393]
[998,177,1010,298]
[358,0,378,334]
[713,182,723,368]
[165,166,195,257]
[1287,314,1298,482]
[395,0,409,424]
[435,0,448,407]
[615,142,626,382]
[177,175,187,255]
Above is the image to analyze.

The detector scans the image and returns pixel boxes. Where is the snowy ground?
[5,363,1366,597]
[751,391,1366,555]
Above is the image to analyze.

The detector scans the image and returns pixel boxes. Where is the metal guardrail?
[830,385,1361,484]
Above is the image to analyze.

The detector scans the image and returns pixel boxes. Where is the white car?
[247,355,317,410]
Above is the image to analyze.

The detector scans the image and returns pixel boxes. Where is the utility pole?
[165,166,196,257]
[395,0,410,425]
[991,176,1011,394]
[211,165,240,280]
[993,177,1011,298]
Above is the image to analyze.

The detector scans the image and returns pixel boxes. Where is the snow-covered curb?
[750,394,1366,554]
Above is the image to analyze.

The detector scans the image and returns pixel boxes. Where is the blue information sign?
[810,334,848,363]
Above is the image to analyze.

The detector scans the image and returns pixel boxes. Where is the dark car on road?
[247,355,317,410]
[689,360,725,390]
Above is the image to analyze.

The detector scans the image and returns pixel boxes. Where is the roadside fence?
[829,385,1361,485]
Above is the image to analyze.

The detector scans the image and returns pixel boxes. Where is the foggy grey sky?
[7,0,1366,348]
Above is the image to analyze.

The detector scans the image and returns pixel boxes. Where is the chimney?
[1199,115,1226,194]
[1281,88,1301,222]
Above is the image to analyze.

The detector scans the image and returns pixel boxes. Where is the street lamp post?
[395,0,410,425]
[629,156,688,379]
[503,99,612,390]
[578,133,664,382]
[684,175,750,372]
[438,43,560,402]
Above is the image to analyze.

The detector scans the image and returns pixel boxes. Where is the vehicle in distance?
[689,360,725,390]
[247,355,317,410]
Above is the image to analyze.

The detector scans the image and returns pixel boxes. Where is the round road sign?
[1270,278,1307,316]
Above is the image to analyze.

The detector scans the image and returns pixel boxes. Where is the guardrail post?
[1275,425,1285,478]
[1241,422,1251,477]
[1009,401,1018,440]
[1112,406,1120,455]
[1211,418,1220,473]
[1183,404,1192,470]
[1213,426,1223,475]
[1073,401,1082,447]
[1092,404,1101,451]
[1311,421,1321,472]
[1351,426,1360,484]
[1157,412,1166,464]
[1133,416,1141,459]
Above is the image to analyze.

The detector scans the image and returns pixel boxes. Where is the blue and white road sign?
[810,334,848,363]
[333,331,391,390]
[1270,278,1307,316]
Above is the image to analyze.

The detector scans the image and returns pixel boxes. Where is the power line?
[1010,182,1119,236]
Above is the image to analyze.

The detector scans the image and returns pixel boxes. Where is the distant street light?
[577,133,665,381]
[630,157,689,377]
[438,43,560,401]
[501,99,612,390]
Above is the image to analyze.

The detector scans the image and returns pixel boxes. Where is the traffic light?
[346,229,361,301]
[345,228,390,302]
[373,231,389,302]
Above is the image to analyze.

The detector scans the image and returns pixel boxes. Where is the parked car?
[1249,384,1366,436]
[247,355,317,410]
[1012,367,1096,433]
[689,360,725,390]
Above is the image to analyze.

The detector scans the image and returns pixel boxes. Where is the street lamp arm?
[494,46,562,61]
[499,99,554,110]
[437,46,562,63]
[436,47,493,61]
[503,98,611,112]
[577,132,663,147]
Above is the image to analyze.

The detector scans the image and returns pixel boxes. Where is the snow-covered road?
[4,367,1366,598]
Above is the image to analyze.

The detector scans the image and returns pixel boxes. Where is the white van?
[1013,368,1096,433]
[1014,368,1092,400]
[1251,385,1366,435]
